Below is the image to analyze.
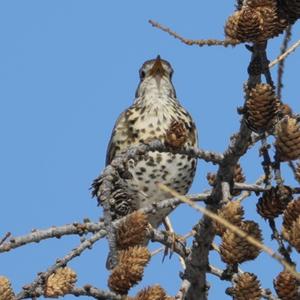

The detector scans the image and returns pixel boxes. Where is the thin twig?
[0,232,11,246]
[288,161,300,183]
[273,154,284,186]
[269,38,300,68]
[235,175,266,202]
[148,20,239,47]
[260,138,273,187]
[268,219,294,266]
[159,184,300,281]
[277,25,292,100]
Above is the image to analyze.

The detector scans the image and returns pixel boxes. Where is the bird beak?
[150,55,166,87]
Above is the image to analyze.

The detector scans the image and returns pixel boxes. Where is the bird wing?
[105,110,127,166]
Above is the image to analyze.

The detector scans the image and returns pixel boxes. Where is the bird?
[105,55,198,228]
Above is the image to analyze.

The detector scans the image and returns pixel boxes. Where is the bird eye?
[140,70,146,80]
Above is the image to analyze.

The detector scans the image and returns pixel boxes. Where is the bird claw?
[162,232,185,262]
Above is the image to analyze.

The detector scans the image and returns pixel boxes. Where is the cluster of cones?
[213,198,300,299]
[0,267,77,299]
[256,181,300,254]
[214,201,263,265]
[225,0,300,43]
[229,271,300,300]
[213,201,263,299]
[256,187,300,298]
[108,211,173,299]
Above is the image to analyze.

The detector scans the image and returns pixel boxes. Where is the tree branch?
[269,38,300,69]
[0,222,104,253]
[148,19,239,47]
[277,25,292,100]
[16,230,106,299]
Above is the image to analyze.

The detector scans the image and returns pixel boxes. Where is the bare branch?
[68,286,121,300]
[0,232,11,246]
[268,219,294,266]
[148,20,239,47]
[18,285,121,300]
[277,25,292,100]
[0,222,104,253]
[269,38,300,69]
[234,182,269,192]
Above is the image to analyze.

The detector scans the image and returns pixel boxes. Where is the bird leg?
[162,216,186,269]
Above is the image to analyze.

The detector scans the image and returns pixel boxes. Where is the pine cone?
[108,246,151,295]
[214,201,244,236]
[225,3,288,43]
[289,216,300,252]
[236,8,263,42]
[280,0,300,23]
[257,185,292,219]
[165,120,188,149]
[224,11,243,42]
[256,5,289,39]
[274,271,300,300]
[116,211,148,250]
[135,285,167,300]
[232,272,262,300]
[44,267,77,298]
[220,221,262,264]
[275,116,300,161]
[282,198,300,240]
[244,83,280,133]
[225,8,264,43]
[0,276,15,300]
[245,0,277,7]
[110,188,135,220]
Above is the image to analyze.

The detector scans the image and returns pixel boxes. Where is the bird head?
[135,56,176,98]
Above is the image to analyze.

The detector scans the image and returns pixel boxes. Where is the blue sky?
[1,1,300,299]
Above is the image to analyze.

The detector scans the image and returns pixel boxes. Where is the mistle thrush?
[105,56,198,227]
